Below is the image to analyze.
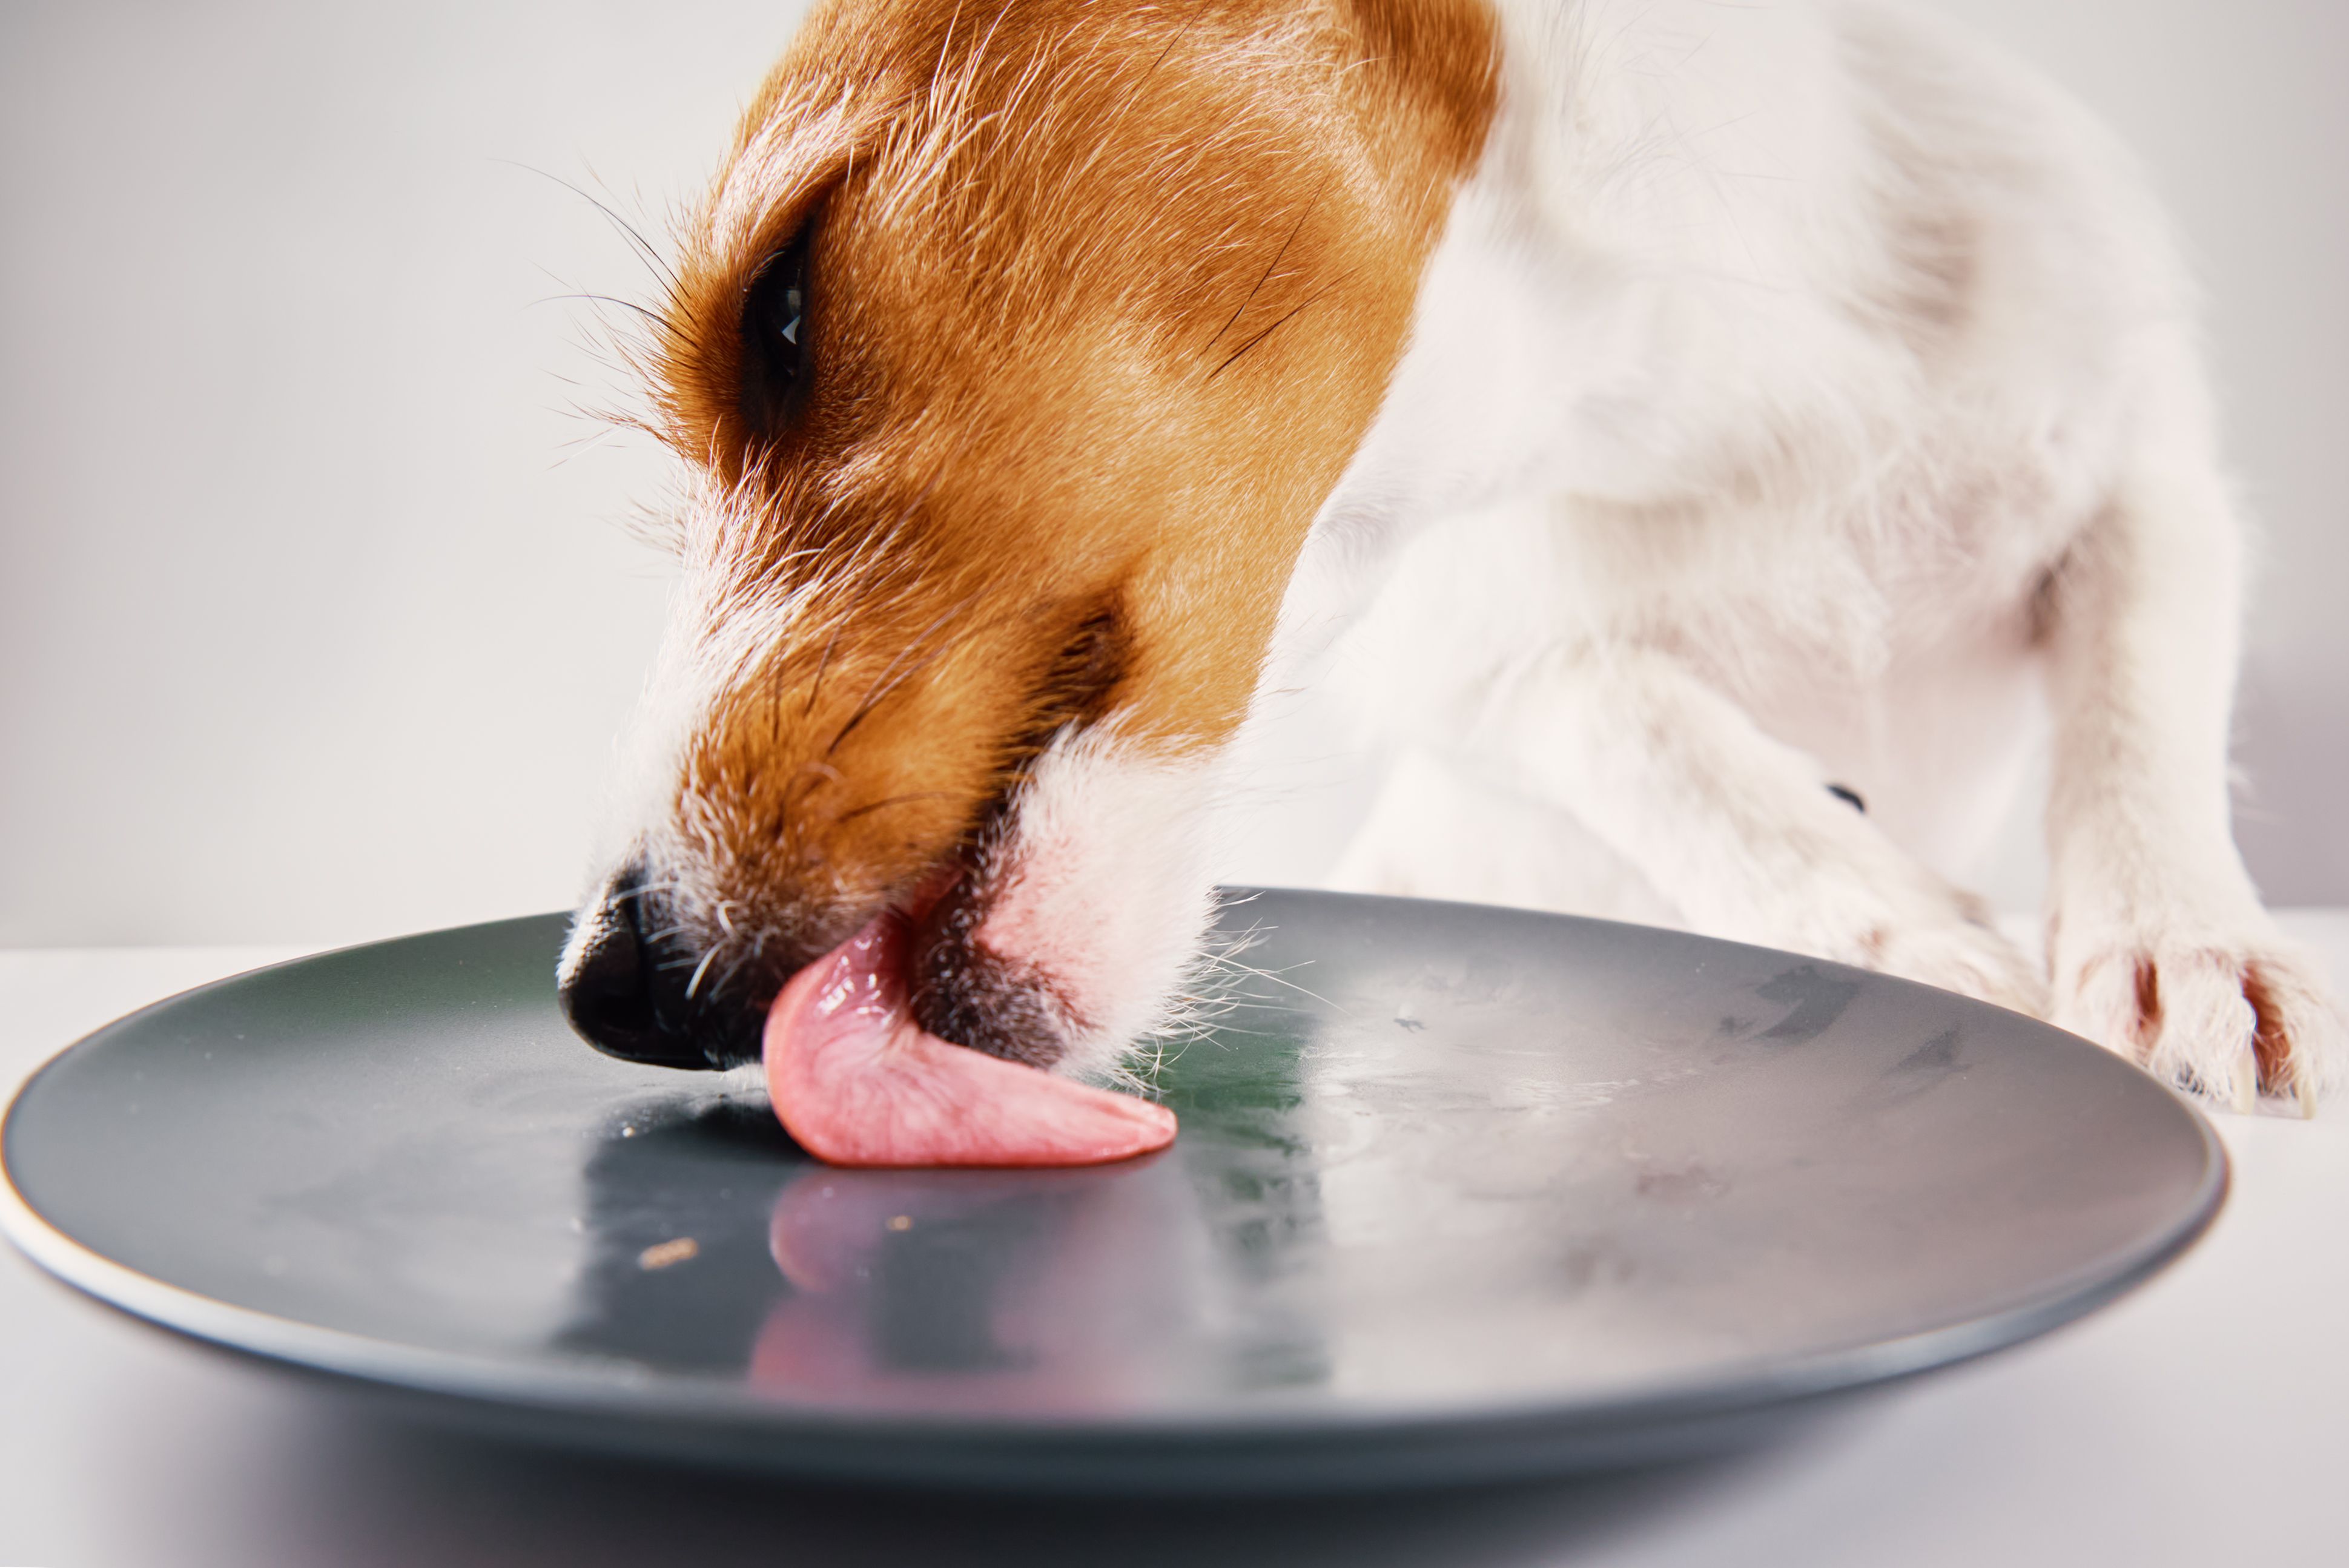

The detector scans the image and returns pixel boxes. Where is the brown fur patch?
[650,0,1499,968]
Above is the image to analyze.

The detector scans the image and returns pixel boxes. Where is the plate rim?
[0,898,2230,1451]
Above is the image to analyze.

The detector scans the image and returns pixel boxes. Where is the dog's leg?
[1463,643,2048,1015]
[2041,460,2344,1113]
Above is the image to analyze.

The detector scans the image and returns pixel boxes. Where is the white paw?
[2050,918,2345,1115]
[1326,832,1432,901]
[1859,909,2050,1020]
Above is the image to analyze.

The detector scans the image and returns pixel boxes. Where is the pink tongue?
[762,917,1177,1168]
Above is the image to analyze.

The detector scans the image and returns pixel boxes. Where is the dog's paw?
[1857,909,2049,1020]
[2050,918,2345,1115]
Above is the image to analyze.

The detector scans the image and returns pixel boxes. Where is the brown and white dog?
[557,0,2342,1115]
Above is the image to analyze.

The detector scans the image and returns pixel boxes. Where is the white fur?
[1263,0,2342,1109]
[966,729,1224,1085]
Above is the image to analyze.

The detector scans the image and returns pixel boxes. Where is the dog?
[556,0,2342,1116]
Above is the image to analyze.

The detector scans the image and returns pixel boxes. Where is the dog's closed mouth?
[762,914,1177,1168]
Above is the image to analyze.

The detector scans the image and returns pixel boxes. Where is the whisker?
[1205,286,1332,383]
[534,291,669,328]
[1198,956,1346,1013]
[802,620,845,718]
[831,791,962,826]
[825,591,984,756]
[784,759,847,813]
[1204,176,1327,352]
[492,159,680,294]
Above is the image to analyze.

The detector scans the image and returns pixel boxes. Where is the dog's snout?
[558,863,674,1064]
[558,863,740,1070]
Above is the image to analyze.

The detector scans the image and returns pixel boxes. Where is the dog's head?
[559,0,1495,1074]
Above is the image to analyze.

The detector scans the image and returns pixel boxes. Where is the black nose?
[557,863,757,1070]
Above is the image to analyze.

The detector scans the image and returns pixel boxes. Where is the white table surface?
[4,917,2345,1568]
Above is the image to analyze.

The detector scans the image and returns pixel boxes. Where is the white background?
[2,0,2342,947]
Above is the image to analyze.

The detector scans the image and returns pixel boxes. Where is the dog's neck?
[1279,0,1975,657]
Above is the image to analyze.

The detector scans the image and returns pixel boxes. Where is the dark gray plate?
[2,891,2221,1492]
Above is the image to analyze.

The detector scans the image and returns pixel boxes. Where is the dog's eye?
[740,227,813,433]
